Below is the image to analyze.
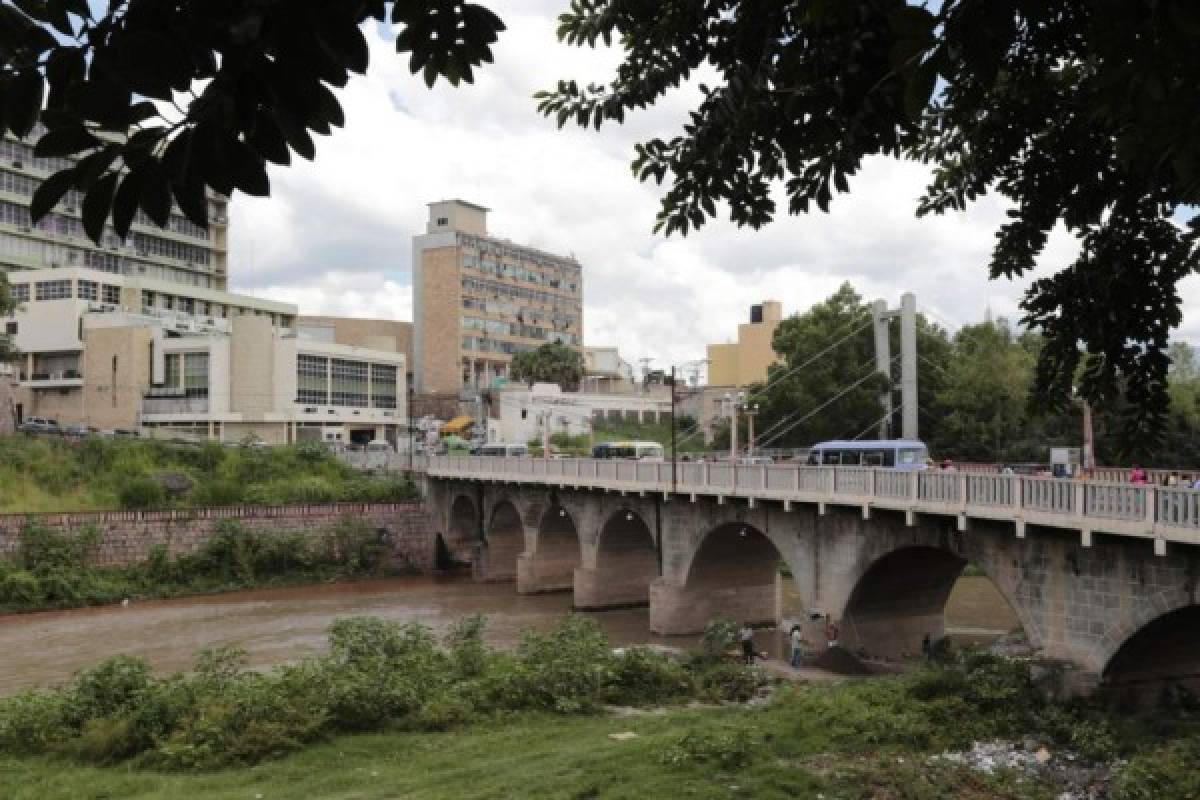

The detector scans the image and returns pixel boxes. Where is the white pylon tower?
[871,293,918,440]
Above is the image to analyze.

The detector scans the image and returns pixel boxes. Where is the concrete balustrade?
[425,456,1200,549]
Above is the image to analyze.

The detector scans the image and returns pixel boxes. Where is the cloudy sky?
[228,0,1200,377]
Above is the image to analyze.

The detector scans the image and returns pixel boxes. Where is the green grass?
[0,436,416,514]
[0,703,1047,800]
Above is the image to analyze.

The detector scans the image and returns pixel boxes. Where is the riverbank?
[2,643,1196,799]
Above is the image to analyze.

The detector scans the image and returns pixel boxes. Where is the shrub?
[506,617,614,713]
[606,647,694,705]
[659,725,763,770]
[696,661,767,704]
[0,690,71,753]
[321,517,389,573]
[1112,737,1200,800]
[66,655,154,727]
[117,476,166,510]
[190,478,246,507]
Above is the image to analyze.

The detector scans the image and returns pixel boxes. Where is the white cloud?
[228,0,1195,372]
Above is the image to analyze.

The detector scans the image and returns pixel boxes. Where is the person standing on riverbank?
[789,625,804,667]
[739,624,755,665]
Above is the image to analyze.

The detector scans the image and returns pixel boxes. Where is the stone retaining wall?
[0,503,436,571]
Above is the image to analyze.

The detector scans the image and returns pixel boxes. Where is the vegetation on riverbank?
[0,616,764,771]
[0,517,397,613]
[0,436,417,513]
[0,624,1196,799]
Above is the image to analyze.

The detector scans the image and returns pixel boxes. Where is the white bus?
[806,439,929,470]
[592,441,665,461]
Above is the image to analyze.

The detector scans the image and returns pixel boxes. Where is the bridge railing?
[426,457,1200,535]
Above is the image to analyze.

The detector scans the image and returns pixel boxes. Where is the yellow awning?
[441,415,473,434]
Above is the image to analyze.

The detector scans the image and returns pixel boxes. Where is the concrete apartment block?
[412,199,584,394]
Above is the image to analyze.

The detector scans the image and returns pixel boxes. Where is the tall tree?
[927,319,1040,462]
[510,341,584,391]
[749,283,948,449]
[0,1,503,241]
[538,1,1200,441]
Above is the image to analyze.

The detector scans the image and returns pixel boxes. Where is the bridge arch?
[441,494,480,566]
[575,507,658,610]
[837,544,1026,661]
[476,498,524,582]
[651,520,786,634]
[517,503,581,593]
[1103,603,1200,705]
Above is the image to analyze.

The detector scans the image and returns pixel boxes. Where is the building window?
[4,321,15,335]
[437,216,448,226]
[102,284,120,304]
[34,279,71,300]
[297,353,328,404]
[179,297,194,314]
[10,283,28,303]
[163,353,181,388]
[330,358,368,407]
[183,352,209,398]
[371,364,397,409]
[77,280,98,301]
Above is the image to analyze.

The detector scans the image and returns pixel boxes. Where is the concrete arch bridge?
[427,456,1200,697]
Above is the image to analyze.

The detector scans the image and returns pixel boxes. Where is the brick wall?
[0,502,436,571]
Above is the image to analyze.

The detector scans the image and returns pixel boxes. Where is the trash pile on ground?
[932,740,1119,799]
[810,645,873,676]
[988,630,1036,658]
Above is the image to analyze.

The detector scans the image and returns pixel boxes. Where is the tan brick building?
[412,200,583,394]
[706,300,784,388]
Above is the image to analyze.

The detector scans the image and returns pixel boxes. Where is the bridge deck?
[425,456,1200,551]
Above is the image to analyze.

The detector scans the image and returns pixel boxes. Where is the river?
[0,574,1018,695]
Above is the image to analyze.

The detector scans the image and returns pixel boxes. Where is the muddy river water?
[0,574,1017,695]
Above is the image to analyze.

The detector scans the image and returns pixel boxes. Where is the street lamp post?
[726,390,745,462]
[407,384,415,471]
[745,403,759,457]
[669,365,677,493]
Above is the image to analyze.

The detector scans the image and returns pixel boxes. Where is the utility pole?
[726,390,744,461]
[1081,397,1095,473]
[745,403,759,456]
[669,366,677,493]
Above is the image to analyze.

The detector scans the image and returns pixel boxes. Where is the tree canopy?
[510,341,585,391]
[0,0,502,241]
[746,283,948,449]
[538,0,1200,441]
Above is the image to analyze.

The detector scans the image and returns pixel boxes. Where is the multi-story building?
[2,267,406,444]
[411,199,583,394]
[706,300,784,388]
[0,128,410,445]
[582,346,635,394]
[0,127,229,290]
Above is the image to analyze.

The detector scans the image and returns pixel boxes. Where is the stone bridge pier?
[426,477,1200,697]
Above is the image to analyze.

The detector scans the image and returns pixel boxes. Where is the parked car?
[18,417,60,435]
[62,423,98,438]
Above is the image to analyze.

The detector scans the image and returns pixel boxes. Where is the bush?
[606,647,694,705]
[1112,737,1200,800]
[659,725,763,770]
[117,476,166,510]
